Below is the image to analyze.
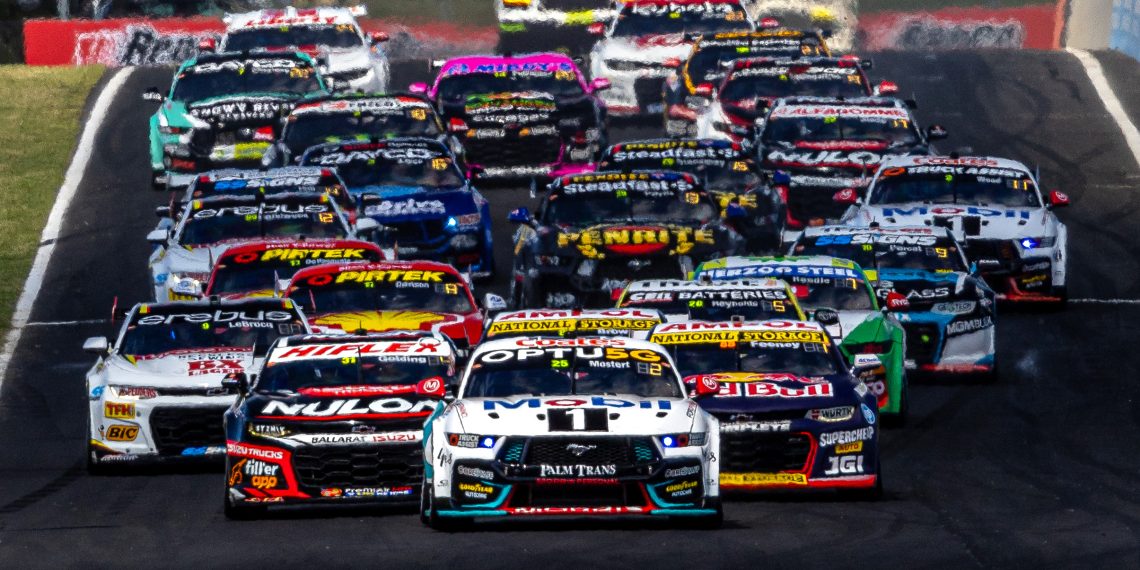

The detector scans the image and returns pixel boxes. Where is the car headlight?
[1018,236,1055,249]
[248,423,290,438]
[109,385,158,399]
[659,433,707,448]
[806,406,855,422]
[447,433,498,448]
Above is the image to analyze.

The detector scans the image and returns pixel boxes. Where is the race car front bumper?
[89,400,232,465]
[966,239,1065,302]
[897,313,996,375]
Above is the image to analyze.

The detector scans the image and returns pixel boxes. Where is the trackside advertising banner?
[1113,0,1140,59]
[23,17,497,65]
[857,3,1065,50]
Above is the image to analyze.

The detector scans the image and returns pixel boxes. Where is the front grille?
[594,255,681,283]
[634,77,666,108]
[720,432,811,473]
[292,443,422,488]
[902,322,942,365]
[965,238,1018,271]
[149,406,227,455]
[786,185,852,226]
[712,409,805,423]
[465,133,561,166]
[510,436,658,466]
[284,418,428,435]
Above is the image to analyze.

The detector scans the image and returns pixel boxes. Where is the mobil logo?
[881,206,1030,219]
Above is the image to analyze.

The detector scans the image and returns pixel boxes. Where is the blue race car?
[793,225,997,378]
[299,137,494,279]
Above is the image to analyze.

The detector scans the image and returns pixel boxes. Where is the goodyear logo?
[458,482,494,494]
[105,424,139,442]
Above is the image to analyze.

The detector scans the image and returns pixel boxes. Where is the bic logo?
[105,424,139,441]
[104,402,135,419]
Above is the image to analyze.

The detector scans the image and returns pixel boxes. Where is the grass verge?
[0,65,104,327]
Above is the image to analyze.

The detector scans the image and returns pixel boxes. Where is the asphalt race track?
[1,51,1139,567]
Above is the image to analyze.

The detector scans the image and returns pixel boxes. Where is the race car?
[222,332,454,518]
[598,138,785,252]
[588,0,755,117]
[144,50,329,190]
[83,298,309,472]
[284,261,506,355]
[756,97,945,242]
[838,155,1070,304]
[615,278,806,322]
[496,0,617,56]
[693,56,889,142]
[662,29,832,137]
[147,193,373,302]
[421,335,723,529]
[203,239,385,300]
[219,5,390,93]
[649,319,881,495]
[507,170,745,309]
[483,308,665,340]
[262,94,455,166]
[692,255,907,420]
[794,225,998,377]
[298,138,494,276]
[741,0,857,51]
[409,53,608,181]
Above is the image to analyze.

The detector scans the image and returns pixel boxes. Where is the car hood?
[461,91,560,127]
[322,48,374,73]
[872,268,969,309]
[360,189,477,222]
[542,222,735,258]
[105,348,258,385]
[762,141,926,171]
[851,202,1057,240]
[187,94,297,126]
[309,310,476,343]
[445,394,697,435]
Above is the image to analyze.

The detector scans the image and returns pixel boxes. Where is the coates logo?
[187,359,245,376]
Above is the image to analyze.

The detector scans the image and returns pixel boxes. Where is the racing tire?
[419,480,432,526]
[839,461,884,501]
[881,380,908,429]
[151,170,166,192]
[223,491,267,521]
[674,499,724,529]
[85,448,111,476]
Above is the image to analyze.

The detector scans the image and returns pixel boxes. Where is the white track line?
[1067,48,1140,169]
[1070,298,1140,304]
[0,67,134,393]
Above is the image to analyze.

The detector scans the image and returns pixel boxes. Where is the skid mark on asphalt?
[0,462,84,516]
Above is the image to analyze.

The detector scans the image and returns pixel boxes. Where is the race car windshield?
[330,154,465,189]
[721,71,866,105]
[687,41,824,83]
[670,342,838,377]
[209,251,380,295]
[120,317,306,358]
[793,238,969,273]
[869,172,1042,207]
[543,191,718,226]
[257,355,451,392]
[284,112,442,154]
[761,114,921,146]
[463,351,681,398]
[288,277,475,314]
[223,25,363,51]
[686,297,798,320]
[171,63,322,102]
[788,279,875,311]
[436,71,583,102]
[612,6,751,37]
[609,157,762,192]
[179,207,347,247]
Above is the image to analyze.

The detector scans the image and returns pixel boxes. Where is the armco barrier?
[23,17,497,66]
[857,3,1065,50]
[1112,0,1140,59]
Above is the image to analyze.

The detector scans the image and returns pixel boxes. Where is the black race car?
[507,170,745,308]
[598,138,785,252]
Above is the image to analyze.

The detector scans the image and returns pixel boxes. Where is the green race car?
[692,254,909,425]
[145,50,330,190]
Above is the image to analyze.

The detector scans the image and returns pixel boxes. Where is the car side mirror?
[832,188,860,205]
[447,117,468,133]
[408,82,428,95]
[691,375,721,399]
[508,206,534,226]
[155,206,171,218]
[926,124,948,140]
[661,57,682,69]
[875,80,897,95]
[355,217,381,236]
[83,336,110,355]
[587,22,606,36]
[969,261,979,275]
[483,293,508,315]
[197,37,216,53]
[693,83,714,98]
[222,371,249,394]
[851,353,882,376]
[861,58,874,70]
[142,87,165,103]
[371,31,390,44]
[1048,190,1070,208]
[885,291,910,311]
[814,308,839,326]
[591,77,612,92]
[146,229,169,246]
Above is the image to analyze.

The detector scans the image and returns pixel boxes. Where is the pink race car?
[409,53,609,182]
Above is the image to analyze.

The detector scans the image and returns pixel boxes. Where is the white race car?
[147,193,373,302]
[588,0,754,117]
[742,0,858,51]
[838,155,1071,303]
[83,298,309,472]
[421,335,723,529]
[220,5,390,93]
